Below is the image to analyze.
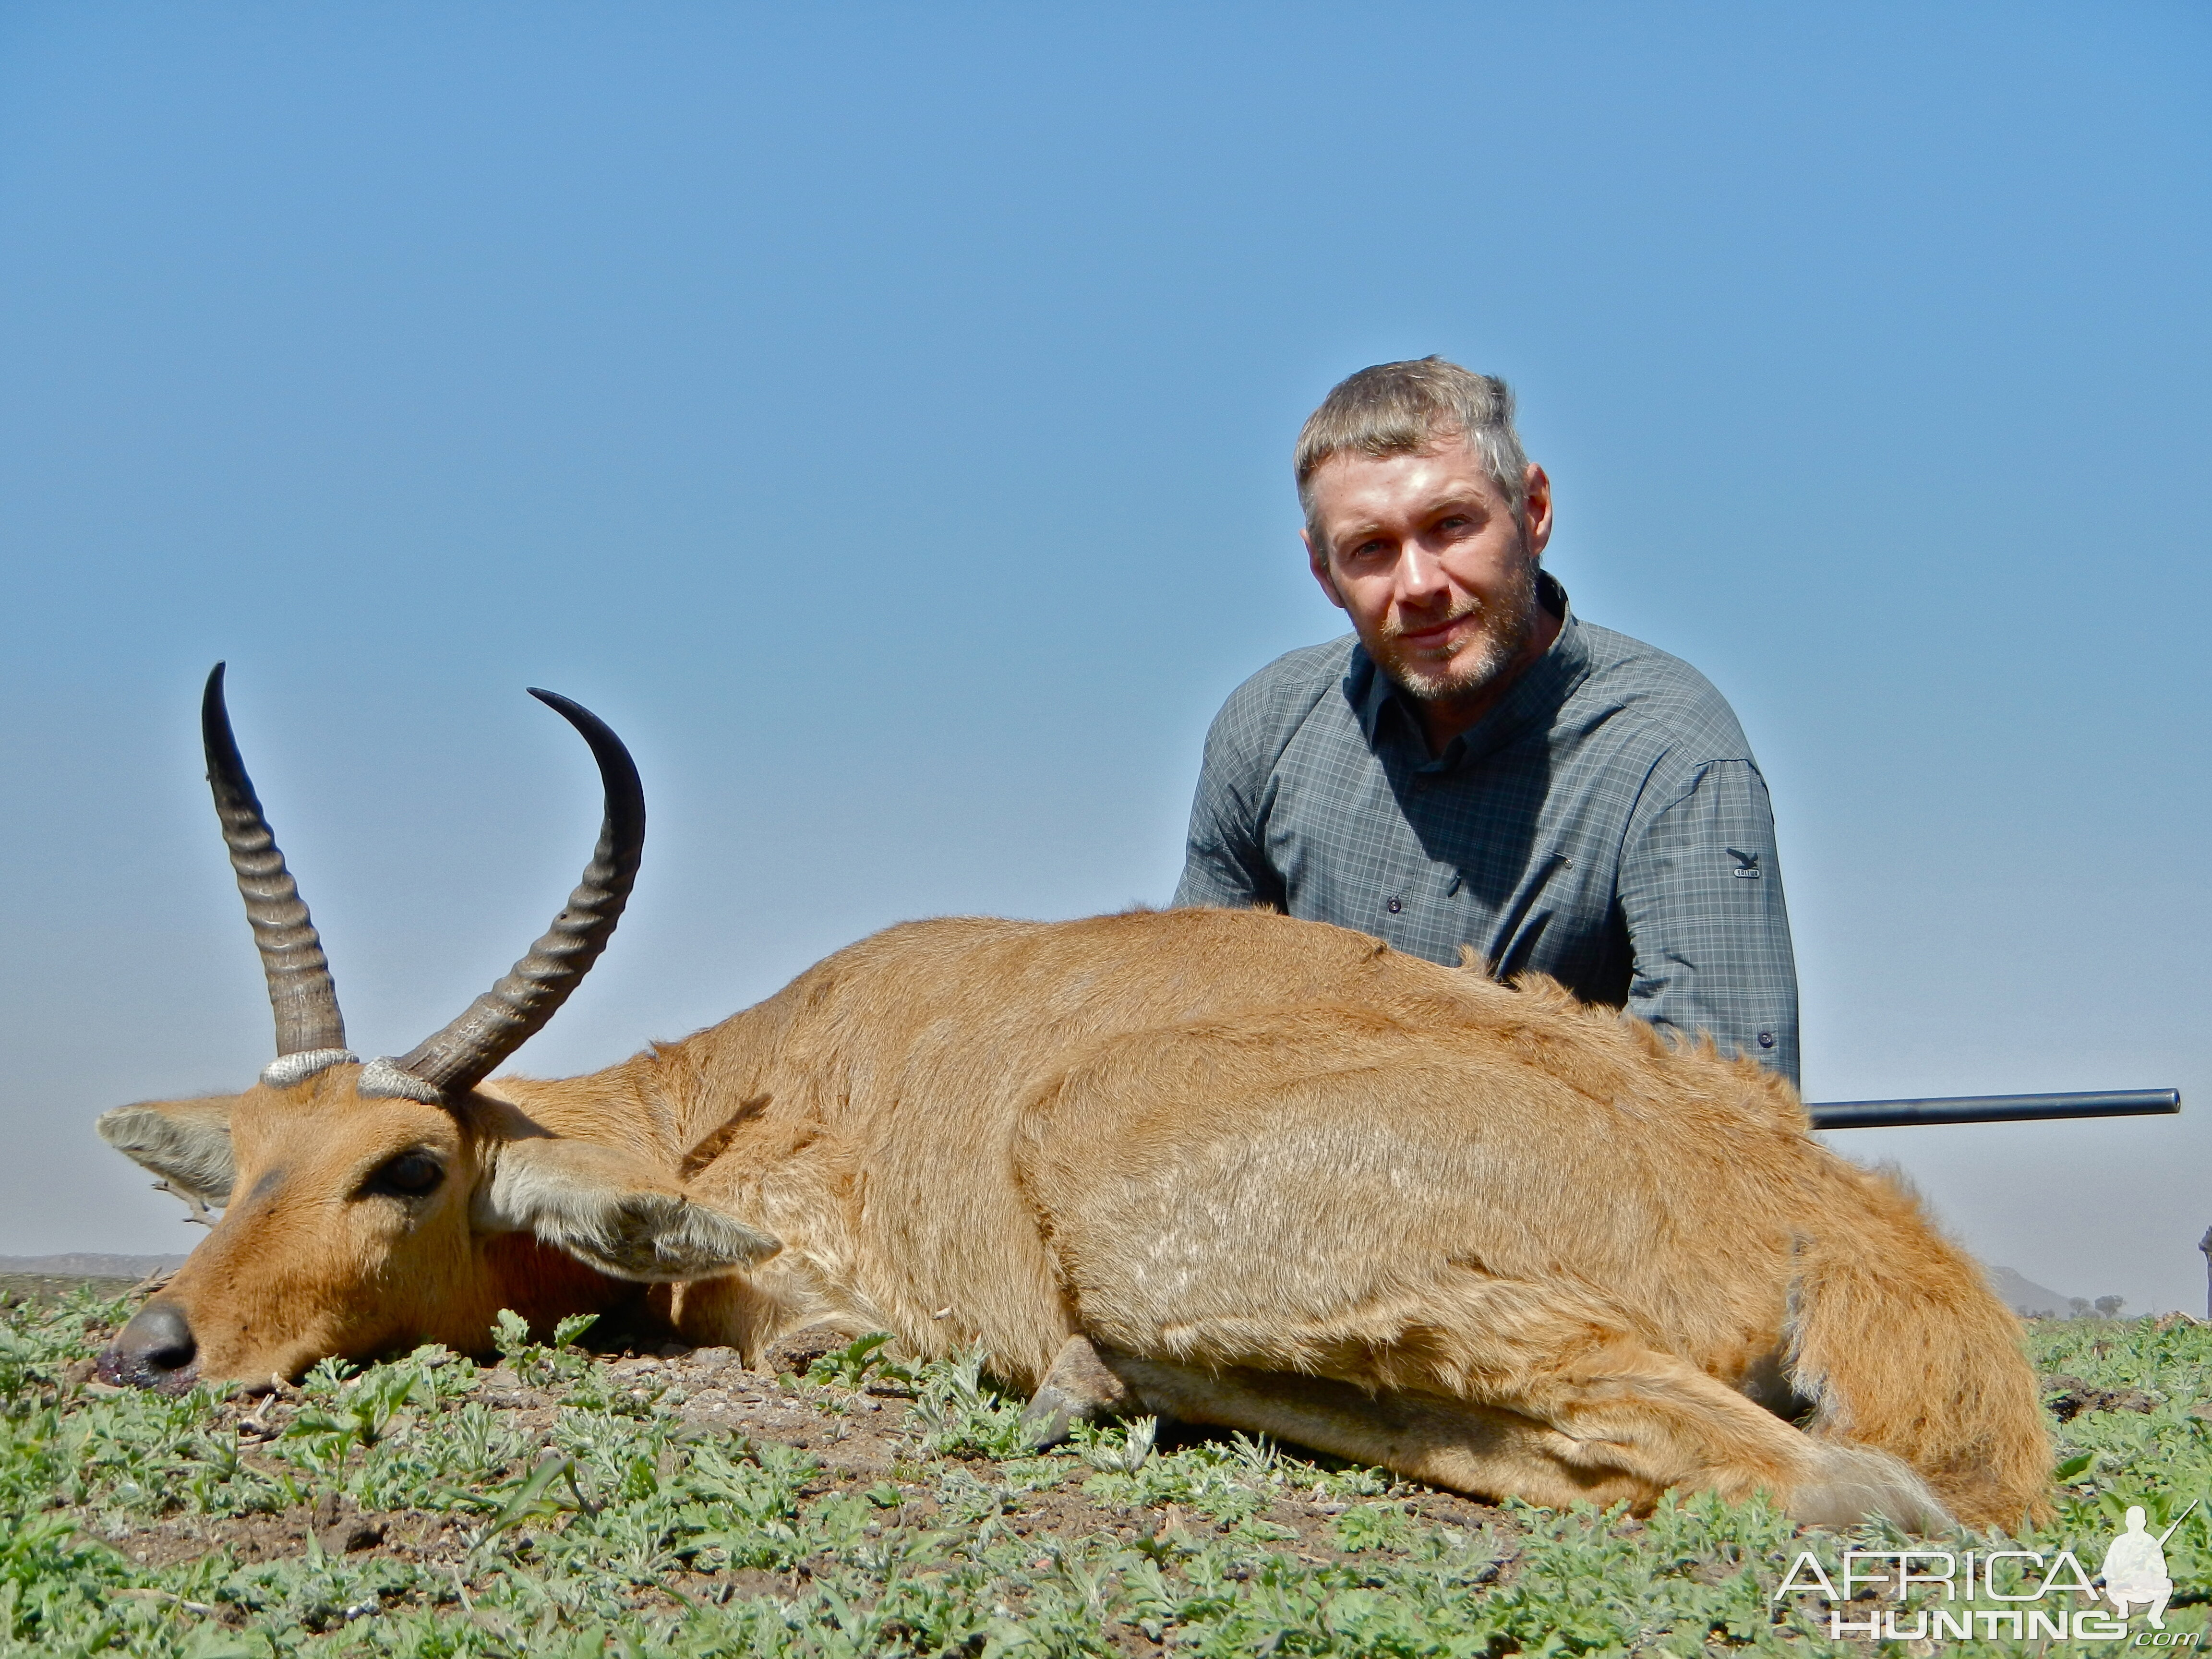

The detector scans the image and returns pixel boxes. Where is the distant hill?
[1985,1264,2078,1317]
[0,1253,186,1280]
[0,1254,2126,1318]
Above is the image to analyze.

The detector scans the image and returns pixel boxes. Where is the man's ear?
[1521,461,1553,559]
[1303,527,1347,611]
[96,1097,238,1206]
[474,1137,782,1282]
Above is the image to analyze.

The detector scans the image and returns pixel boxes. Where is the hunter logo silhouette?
[2103,1500,2193,1630]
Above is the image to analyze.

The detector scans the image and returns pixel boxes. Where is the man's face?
[1303,436,1553,708]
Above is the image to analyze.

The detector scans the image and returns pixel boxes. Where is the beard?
[1370,552,1541,707]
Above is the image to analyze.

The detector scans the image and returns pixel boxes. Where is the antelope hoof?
[1019,1383,1093,1449]
[1020,1334,1135,1449]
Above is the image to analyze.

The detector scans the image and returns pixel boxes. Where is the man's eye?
[364,1151,445,1199]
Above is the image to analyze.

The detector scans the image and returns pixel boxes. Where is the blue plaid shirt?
[1173,576,1801,1085]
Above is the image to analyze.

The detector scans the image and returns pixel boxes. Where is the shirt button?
[1757,1031,1776,1049]
[1386,897,1403,914]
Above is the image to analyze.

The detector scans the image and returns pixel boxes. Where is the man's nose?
[1393,544,1448,605]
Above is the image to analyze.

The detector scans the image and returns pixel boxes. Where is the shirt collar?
[1349,570,1592,766]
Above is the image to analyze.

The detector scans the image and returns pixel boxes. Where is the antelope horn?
[202,663,349,1058]
[387,689,644,1100]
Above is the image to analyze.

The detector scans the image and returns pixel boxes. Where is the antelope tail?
[1782,1172,2053,1531]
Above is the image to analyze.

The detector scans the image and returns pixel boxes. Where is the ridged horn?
[391,689,645,1099]
[202,663,348,1057]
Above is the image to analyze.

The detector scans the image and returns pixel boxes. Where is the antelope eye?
[364,1150,445,1199]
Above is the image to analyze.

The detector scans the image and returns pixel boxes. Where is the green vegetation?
[1,1288,2205,1655]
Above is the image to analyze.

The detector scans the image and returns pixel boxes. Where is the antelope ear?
[96,1097,238,1206]
[474,1137,781,1281]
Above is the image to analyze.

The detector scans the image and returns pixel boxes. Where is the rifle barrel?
[1808,1089,2180,1131]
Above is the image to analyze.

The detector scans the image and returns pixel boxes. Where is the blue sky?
[2,4,2207,1310]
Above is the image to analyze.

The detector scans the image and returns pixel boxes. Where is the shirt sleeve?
[1615,757,1801,1088]
[1171,698,1287,912]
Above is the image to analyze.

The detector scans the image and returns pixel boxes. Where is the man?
[2100,1505,2176,1629]
[1174,357,1800,1085]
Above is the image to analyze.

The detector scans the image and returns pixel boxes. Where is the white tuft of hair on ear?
[357,1058,444,1104]
[259,1049,359,1088]
[476,1139,782,1281]
[96,1102,237,1206]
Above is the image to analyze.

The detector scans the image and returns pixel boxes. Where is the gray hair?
[1294,358,1530,552]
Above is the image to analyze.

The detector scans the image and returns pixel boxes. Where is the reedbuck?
[96,668,2050,1531]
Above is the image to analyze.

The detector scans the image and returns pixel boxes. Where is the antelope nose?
[98,1301,199,1391]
